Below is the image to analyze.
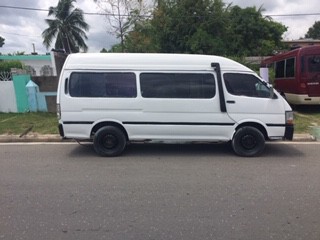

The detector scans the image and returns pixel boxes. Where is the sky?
[0,0,320,54]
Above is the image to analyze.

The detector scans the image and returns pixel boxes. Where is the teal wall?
[10,74,56,113]
[12,75,30,112]
[0,55,51,61]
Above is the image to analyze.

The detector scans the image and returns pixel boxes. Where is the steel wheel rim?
[102,134,118,149]
[241,134,257,150]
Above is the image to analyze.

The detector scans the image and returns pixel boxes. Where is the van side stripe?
[62,121,286,127]
[63,121,94,124]
[123,122,235,126]
[266,123,286,127]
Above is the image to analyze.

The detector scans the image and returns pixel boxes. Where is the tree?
[42,0,89,53]
[0,36,4,47]
[226,5,287,56]
[119,0,287,56]
[94,0,151,52]
[143,0,230,54]
[305,21,320,39]
[100,48,108,52]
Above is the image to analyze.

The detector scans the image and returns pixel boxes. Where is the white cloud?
[0,0,118,54]
[1,0,319,54]
[228,0,320,39]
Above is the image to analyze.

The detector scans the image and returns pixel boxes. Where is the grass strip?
[0,110,319,135]
[0,112,58,135]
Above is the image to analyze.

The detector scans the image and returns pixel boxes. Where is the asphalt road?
[0,142,320,240]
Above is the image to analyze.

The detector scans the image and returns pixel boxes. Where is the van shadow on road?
[67,142,304,159]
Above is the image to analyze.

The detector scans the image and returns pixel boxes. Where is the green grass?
[0,112,59,135]
[294,111,320,134]
[0,109,319,135]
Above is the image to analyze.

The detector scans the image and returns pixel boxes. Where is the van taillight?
[285,111,294,125]
[300,83,306,88]
[57,104,61,120]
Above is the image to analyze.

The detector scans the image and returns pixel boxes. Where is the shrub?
[0,60,23,72]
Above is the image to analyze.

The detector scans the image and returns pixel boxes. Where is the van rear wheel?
[93,126,126,157]
[232,126,265,157]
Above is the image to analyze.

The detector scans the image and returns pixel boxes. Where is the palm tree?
[42,0,89,53]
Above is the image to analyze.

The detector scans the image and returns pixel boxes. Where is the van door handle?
[226,100,236,104]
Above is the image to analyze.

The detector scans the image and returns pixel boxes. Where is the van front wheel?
[232,126,265,157]
[93,126,126,157]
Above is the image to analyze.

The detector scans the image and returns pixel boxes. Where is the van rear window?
[308,56,320,72]
[140,73,215,99]
[69,72,137,98]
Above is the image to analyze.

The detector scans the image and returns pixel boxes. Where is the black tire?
[93,126,126,157]
[232,126,265,157]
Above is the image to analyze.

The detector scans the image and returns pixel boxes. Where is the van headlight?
[285,111,294,125]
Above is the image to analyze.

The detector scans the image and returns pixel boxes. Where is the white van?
[57,53,294,157]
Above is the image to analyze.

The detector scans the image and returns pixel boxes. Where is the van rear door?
[305,55,320,97]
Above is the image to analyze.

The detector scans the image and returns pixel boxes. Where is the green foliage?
[226,6,287,56]
[15,51,25,55]
[148,0,229,54]
[100,48,108,53]
[0,36,4,48]
[108,44,125,53]
[122,18,160,53]
[228,56,259,71]
[42,0,89,53]
[0,61,23,72]
[118,0,287,56]
[305,21,320,39]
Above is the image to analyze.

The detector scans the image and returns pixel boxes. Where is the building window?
[40,65,53,76]
[25,65,36,76]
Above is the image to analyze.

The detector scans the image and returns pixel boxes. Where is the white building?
[0,53,57,76]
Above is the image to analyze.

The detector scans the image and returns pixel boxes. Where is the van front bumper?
[284,124,294,140]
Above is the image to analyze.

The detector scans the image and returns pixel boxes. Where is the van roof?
[63,53,253,72]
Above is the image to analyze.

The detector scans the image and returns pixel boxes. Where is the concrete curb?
[292,134,316,142]
[0,134,70,143]
[0,134,316,143]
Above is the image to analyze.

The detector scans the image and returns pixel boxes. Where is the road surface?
[0,142,320,240]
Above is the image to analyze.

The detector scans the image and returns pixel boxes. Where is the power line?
[1,5,320,18]
[0,31,40,38]
[266,13,320,17]
[0,5,147,17]
[0,5,48,12]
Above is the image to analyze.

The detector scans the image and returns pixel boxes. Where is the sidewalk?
[0,133,316,143]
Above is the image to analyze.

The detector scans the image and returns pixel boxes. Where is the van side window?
[275,58,295,78]
[286,58,295,77]
[140,73,215,98]
[275,60,285,78]
[69,72,137,98]
[224,73,271,98]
